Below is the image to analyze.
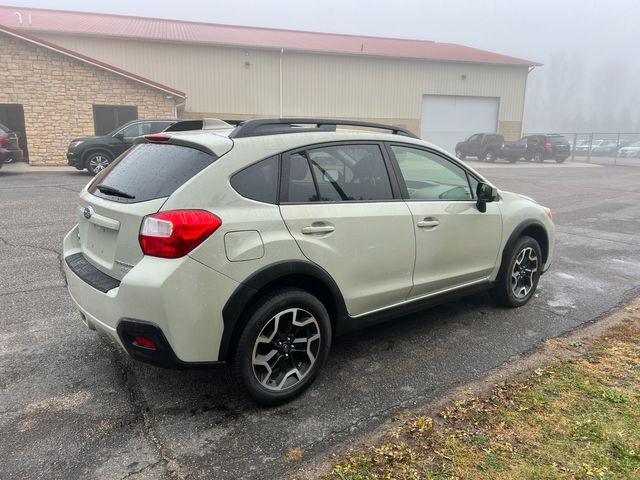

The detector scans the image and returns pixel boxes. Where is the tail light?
[544,143,553,152]
[144,133,171,142]
[133,336,156,349]
[139,210,222,258]
[0,134,7,146]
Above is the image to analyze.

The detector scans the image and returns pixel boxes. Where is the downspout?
[174,98,186,119]
[279,48,284,118]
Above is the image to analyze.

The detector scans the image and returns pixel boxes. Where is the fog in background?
[7,0,640,133]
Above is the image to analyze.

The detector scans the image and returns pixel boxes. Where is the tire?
[555,157,566,164]
[491,235,542,308]
[533,152,544,163]
[483,150,496,163]
[86,152,113,176]
[455,149,466,160]
[232,288,332,405]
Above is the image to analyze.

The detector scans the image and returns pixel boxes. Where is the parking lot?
[2,161,640,480]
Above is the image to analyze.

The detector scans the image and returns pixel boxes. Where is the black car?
[521,134,571,163]
[67,119,176,175]
[455,133,526,163]
[0,122,24,166]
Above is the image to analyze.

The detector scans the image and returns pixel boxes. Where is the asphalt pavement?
[1,161,640,479]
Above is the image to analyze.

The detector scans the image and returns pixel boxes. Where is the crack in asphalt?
[108,345,186,480]
[556,229,640,247]
[119,459,163,480]
[0,284,64,298]
[0,235,67,287]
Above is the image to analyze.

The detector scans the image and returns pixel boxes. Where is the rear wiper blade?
[96,183,135,199]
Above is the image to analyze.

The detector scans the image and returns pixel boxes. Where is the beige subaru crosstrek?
[63,118,554,405]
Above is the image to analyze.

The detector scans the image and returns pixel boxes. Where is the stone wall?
[0,32,177,165]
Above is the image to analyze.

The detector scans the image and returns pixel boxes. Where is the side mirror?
[114,132,125,141]
[476,182,498,212]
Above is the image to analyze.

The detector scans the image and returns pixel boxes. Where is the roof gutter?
[0,26,186,98]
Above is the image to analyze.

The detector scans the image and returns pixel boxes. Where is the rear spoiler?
[164,118,233,132]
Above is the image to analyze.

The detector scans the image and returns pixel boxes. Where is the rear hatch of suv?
[76,139,230,280]
[547,135,570,156]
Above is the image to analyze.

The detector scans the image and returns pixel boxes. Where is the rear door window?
[119,122,152,139]
[281,144,393,202]
[89,143,216,203]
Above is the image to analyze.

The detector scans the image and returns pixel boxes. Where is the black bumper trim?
[65,253,121,293]
[117,319,224,369]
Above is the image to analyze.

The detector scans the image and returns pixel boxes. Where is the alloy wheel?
[252,308,321,391]
[511,247,538,299]
[89,155,110,173]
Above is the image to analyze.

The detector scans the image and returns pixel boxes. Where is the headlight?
[69,140,84,149]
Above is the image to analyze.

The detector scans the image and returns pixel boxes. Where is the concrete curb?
[1,162,79,173]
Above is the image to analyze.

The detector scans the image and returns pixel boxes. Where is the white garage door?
[421,95,499,153]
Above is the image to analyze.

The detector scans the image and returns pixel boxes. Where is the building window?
[93,105,138,135]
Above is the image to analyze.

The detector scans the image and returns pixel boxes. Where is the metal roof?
[0,25,186,98]
[0,6,541,66]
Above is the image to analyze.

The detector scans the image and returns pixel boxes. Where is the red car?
[0,122,23,165]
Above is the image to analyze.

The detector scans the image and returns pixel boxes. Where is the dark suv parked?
[455,133,526,163]
[0,122,24,166]
[521,134,571,163]
[67,119,176,175]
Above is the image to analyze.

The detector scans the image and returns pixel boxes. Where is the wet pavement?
[1,162,639,479]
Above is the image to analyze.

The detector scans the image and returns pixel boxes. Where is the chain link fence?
[523,132,640,165]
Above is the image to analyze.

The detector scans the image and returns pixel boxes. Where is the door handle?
[302,225,335,235]
[417,218,439,229]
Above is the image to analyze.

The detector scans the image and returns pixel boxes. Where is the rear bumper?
[63,225,239,365]
[0,147,23,162]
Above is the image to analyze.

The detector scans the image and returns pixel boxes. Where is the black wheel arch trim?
[220,260,348,361]
[497,219,549,283]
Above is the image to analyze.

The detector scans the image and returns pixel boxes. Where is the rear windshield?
[547,136,568,144]
[89,143,217,203]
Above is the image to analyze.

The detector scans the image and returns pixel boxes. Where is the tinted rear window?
[89,143,216,203]
[230,156,279,204]
[547,136,568,144]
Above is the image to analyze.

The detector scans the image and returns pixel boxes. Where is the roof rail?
[228,118,419,139]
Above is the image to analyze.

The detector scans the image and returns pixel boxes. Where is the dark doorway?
[93,105,138,136]
[0,104,29,162]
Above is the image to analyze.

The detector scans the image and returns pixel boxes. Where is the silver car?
[63,118,555,404]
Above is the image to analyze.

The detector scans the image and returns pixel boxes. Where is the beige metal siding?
[37,33,528,133]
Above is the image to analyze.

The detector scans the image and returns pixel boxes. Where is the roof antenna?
[13,11,23,25]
